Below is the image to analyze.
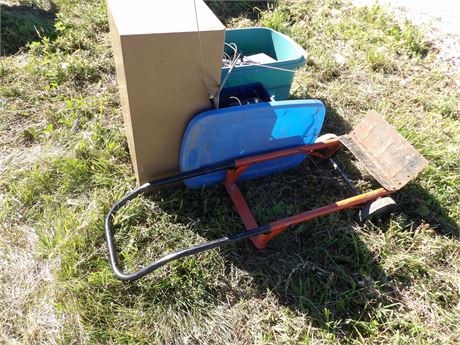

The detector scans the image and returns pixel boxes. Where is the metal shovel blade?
[339,110,428,191]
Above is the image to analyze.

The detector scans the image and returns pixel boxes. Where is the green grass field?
[1,0,459,344]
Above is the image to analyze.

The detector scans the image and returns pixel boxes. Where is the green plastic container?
[221,27,307,100]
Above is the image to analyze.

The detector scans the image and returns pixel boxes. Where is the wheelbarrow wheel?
[313,133,339,162]
[359,196,397,223]
[315,133,338,143]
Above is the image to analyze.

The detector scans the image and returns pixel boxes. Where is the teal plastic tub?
[221,27,307,100]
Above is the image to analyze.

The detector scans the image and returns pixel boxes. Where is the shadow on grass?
[131,101,458,337]
[152,164,398,335]
[133,110,370,335]
[396,184,459,238]
[1,2,57,56]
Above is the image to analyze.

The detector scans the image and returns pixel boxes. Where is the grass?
[1,0,459,344]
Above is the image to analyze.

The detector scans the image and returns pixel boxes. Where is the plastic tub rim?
[223,27,307,69]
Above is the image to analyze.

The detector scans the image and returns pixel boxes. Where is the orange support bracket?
[224,139,391,249]
[225,165,268,249]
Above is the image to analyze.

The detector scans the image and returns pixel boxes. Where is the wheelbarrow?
[105,102,427,281]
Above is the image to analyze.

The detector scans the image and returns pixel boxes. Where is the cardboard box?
[107,0,225,184]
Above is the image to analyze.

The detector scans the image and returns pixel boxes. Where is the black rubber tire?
[359,196,397,222]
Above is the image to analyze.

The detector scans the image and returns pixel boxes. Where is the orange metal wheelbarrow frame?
[225,138,390,249]
[104,111,427,281]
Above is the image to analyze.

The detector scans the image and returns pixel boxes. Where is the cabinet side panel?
[122,29,224,184]
[107,7,139,180]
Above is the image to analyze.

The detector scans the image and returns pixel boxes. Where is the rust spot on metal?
[339,110,428,191]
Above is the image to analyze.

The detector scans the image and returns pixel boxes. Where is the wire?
[223,42,240,68]
[193,0,213,101]
[223,52,232,65]
[216,52,242,108]
[225,43,238,61]
[229,96,242,105]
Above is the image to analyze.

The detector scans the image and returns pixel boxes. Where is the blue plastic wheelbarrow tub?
[180,99,325,189]
[222,27,307,100]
